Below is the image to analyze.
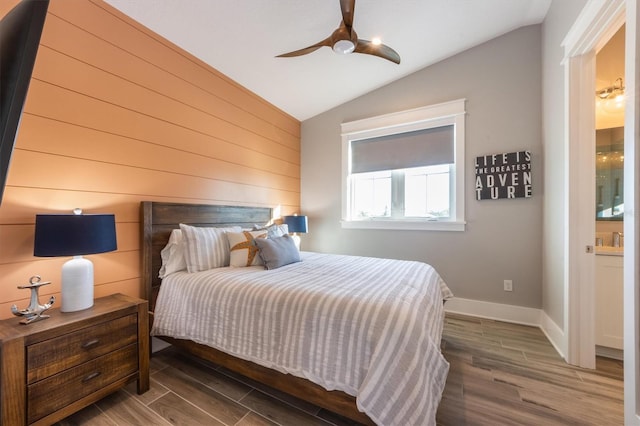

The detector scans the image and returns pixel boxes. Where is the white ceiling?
[104,0,551,121]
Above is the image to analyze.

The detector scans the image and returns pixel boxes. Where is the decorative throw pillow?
[159,229,187,278]
[253,223,289,239]
[179,223,241,272]
[255,234,301,270]
[227,230,268,267]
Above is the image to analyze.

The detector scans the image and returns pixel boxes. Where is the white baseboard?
[539,310,566,360]
[445,297,566,360]
[596,345,623,360]
[445,297,541,326]
[152,336,172,353]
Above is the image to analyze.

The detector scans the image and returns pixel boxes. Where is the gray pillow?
[255,234,301,270]
[253,223,289,238]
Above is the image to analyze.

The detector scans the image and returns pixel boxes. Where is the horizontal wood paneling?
[0,0,300,319]
[30,43,299,164]
[23,80,300,177]
[51,0,299,142]
[17,114,300,188]
[0,1,19,18]
[0,251,138,301]
[8,150,300,206]
[0,222,138,264]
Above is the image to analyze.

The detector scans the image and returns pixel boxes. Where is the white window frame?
[341,99,466,231]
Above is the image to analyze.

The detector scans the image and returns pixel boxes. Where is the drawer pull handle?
[81,339,100,349]
[82,371,101,383]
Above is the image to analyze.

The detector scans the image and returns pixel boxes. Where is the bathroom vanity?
[595,247,623,354]
[594,126,624,357]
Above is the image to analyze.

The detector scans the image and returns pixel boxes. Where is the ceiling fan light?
[333,39,355,55]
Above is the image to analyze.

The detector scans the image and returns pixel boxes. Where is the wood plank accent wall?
[0,0,301,319]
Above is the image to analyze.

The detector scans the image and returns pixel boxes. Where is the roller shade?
[351,125,454,174]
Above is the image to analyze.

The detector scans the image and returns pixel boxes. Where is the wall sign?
[475,151,531,200]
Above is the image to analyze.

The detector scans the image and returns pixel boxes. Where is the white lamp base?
[61,255,94,312]
[290,233,301,250]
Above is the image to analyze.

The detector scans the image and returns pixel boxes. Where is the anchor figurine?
[11,275,55,324]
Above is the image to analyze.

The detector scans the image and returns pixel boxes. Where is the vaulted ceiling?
[104,0,551,121]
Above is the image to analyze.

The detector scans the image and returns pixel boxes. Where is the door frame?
[563,0,625,370]
[563,0,639,423]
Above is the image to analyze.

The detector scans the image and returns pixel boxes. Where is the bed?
[141,201,452,425]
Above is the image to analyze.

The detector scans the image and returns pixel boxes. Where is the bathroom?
[594,25,624,359]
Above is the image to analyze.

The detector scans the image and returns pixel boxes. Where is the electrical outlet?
[504,279,513,292]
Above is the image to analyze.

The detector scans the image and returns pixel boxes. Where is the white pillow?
[253,223,289,238]
[179,223,241,272]
[159,229,187,278]
[227,230,268,267]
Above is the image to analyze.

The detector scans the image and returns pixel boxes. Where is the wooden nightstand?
[0,293,149,425]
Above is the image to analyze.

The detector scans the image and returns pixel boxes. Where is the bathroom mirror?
[596,126,624,220]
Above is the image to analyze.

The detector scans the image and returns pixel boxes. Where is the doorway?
[594,26,625,360]
[564,0,640,423]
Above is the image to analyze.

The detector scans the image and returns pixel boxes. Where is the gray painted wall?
[541,0,587,329]
[301,25,543,308]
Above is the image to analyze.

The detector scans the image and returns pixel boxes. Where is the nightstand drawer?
[27,313,138,384]
[27,343,138,424]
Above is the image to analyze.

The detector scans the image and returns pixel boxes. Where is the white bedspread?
[152,252,453,425]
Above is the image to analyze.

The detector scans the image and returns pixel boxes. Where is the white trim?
[445,297,541,327]
[341,99,466,231]
[562,0,625,371]
[540,310,567,361]
[596,345,623,361]
[341,99,466,136]
[446,298,567,360]
[340,219,465,231]
[562,0,625,58]
[565,52,597,369]
[624,0,640,423]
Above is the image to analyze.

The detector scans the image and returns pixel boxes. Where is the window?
[341,99,466,231]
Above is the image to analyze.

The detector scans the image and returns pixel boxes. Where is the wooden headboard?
[140,202,272,312]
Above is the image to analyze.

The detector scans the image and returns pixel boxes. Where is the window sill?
[340,219,466,231]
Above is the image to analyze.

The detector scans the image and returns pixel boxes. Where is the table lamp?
[283,214,308,249]
[34,209,117,312]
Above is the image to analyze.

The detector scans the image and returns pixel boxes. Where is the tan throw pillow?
[227,230,268,267]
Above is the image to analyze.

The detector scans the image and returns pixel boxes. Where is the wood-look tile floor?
[438,314,623,425]
[55,314,624,426]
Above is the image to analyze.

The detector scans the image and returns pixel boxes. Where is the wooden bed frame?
[140,201,374,425]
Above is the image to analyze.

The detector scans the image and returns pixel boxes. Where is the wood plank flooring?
[54,314,623,425]
[438,314,623,425]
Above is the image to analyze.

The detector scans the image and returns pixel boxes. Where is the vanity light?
[33,209,117,312]
[596,77,625,113]
[596,77,625,100]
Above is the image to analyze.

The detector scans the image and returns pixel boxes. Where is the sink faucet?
[613,232,623,248]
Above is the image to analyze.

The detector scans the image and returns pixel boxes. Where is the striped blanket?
[152,252,453,425]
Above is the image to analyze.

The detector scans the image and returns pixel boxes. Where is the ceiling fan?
[276,0,401,64]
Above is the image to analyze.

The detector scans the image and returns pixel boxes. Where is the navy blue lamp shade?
[34,214,117,257]
[34,213,117,312]
[283,215,308,233]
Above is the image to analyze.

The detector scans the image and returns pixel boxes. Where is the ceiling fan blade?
[340,0,355,29]
[276,37,332,58]
[354,39,401,64]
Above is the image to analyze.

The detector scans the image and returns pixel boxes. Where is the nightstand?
[0,293,149,425]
